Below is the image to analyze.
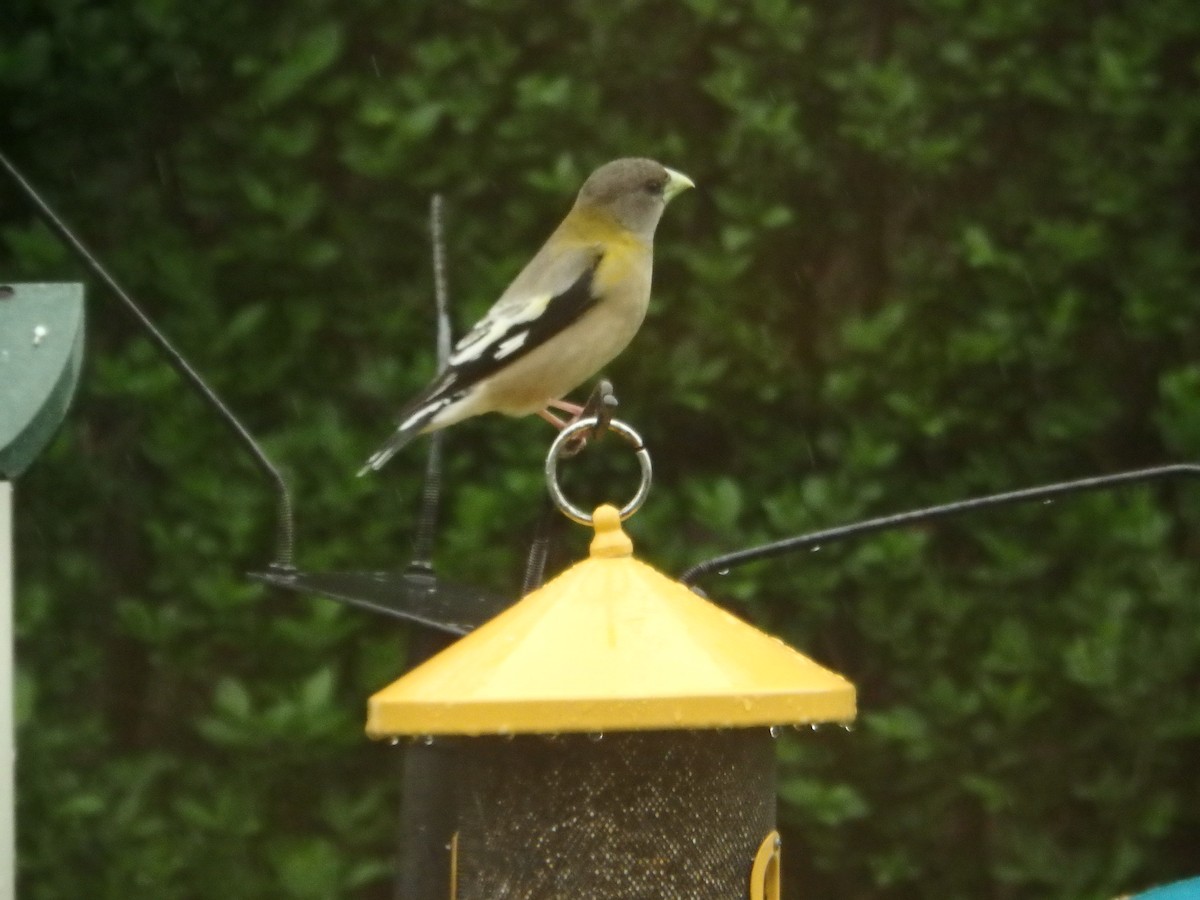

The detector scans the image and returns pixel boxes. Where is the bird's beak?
[662,167,695,202]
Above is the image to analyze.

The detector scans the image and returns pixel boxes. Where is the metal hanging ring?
[544,417,652,525]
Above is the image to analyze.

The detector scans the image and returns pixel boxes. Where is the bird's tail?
[356,406,441,477]
[356,429,418,476]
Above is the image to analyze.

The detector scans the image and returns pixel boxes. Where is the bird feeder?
[0,281,86,900]
[368,421,856,899]
[0,282,85,479]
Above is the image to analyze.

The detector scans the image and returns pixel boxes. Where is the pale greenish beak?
[663,167,695,202]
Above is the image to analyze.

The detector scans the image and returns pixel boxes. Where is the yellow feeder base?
[367,505,856,737]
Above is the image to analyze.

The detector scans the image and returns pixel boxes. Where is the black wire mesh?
[452,729,775,900]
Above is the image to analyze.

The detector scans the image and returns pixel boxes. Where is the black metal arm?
[0,148,296,568]
[680,462,1200,586]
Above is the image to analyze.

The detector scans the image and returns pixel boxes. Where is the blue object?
[1131,877,1200,899]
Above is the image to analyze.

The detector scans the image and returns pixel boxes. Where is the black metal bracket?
[0,148,297,569]
[249,565,509,634]
[249,195,512,633]
[2,152,509,632]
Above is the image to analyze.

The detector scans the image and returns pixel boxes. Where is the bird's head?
[574,158,694,240]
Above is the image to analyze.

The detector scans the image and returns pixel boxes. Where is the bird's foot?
[557,380,619,458]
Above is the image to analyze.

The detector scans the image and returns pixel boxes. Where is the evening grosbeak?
[358,157,694,475]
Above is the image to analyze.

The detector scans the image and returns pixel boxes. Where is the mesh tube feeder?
[368,422,856,899]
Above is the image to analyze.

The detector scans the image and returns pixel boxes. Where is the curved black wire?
[679,462,1200,586]
[0,148,296,568]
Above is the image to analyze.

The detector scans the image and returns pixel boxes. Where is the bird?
[358,157,694,475]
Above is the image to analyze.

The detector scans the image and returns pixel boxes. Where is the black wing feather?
[357,254,603,475]
[416,254,603,409]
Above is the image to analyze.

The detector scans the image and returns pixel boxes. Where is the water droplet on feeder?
[32,324,48,346]
[841,723,855,732]
[421,735,434,745]
[717,568,730,576]
[388,737,401,746]
[587,732,604,742]
[810,545,822,552]
[810,723,820,731]
[770,726,781,738]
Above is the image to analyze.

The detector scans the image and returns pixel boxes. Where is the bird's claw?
[559,380,618,458]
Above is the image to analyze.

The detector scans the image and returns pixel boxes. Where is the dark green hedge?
[4,0,1199,896]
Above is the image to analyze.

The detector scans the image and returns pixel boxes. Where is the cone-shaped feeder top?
[366,505,856,737]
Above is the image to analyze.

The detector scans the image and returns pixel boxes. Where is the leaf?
[256,22,345,108]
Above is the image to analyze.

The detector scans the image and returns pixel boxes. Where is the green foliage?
[4,0,1200,896]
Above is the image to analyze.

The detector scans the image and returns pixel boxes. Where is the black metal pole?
[394,193,456,900]
[408,196,451,573]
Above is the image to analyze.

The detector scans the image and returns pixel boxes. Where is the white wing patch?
[449,293,552,365]
[494,330,529,360]
[450,319,506,364]
[398,395,452,431]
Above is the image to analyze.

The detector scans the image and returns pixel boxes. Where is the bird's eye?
[643,179,665,195]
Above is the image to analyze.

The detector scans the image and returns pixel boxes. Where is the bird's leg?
[546,399,586,417]
[538,408,568,428]
[537,400,584,433]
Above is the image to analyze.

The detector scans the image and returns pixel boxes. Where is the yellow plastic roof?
[366,505,856,737]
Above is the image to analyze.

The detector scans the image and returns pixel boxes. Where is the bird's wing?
[357,245,605,475]
[449,243,603,366]
[397,243,605,429]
